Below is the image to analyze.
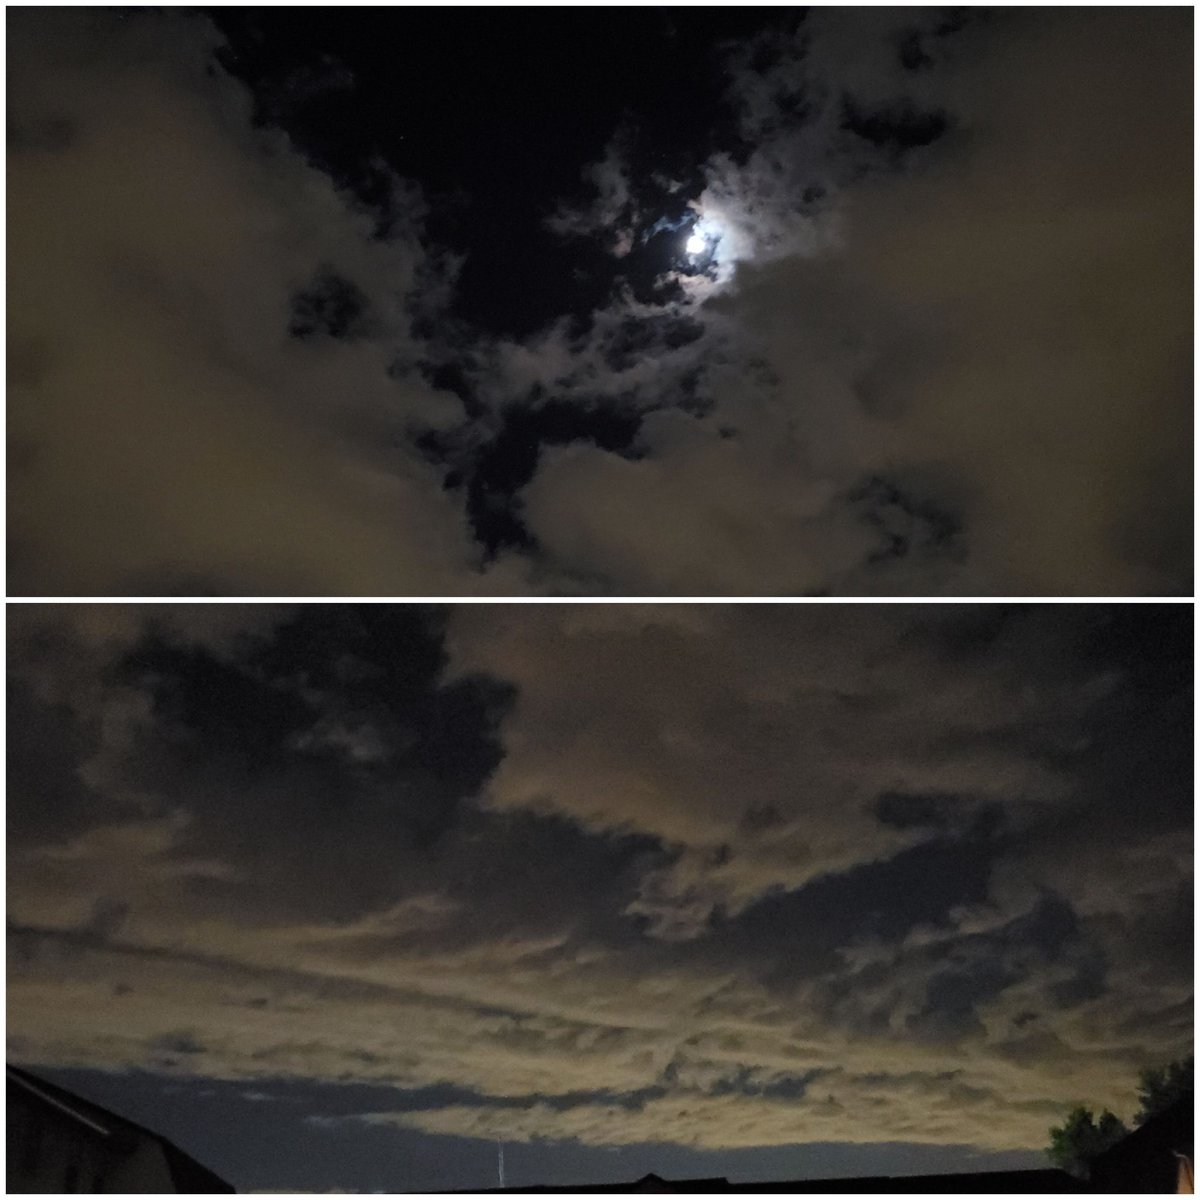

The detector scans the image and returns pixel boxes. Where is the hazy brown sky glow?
[6,603,1191,1190]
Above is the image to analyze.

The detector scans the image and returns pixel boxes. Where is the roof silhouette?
[466,1166,1083,1193]
[1088,1092,1193,1192]
[7,1063,235,1193]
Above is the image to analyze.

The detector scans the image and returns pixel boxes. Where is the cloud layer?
[7,7,1192,595]
[7,9,522,596]
[7,604,1192,1159]
[510,8,1192,595]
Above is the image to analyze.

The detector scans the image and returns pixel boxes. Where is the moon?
[685,232,707,255]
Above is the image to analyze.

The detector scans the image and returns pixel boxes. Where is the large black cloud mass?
[6,604,1192,1189]
[7,7,1192,595]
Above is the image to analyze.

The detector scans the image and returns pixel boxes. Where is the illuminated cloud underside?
[7,605,1191,1156]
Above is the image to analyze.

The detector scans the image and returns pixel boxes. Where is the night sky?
[3,4,1195,1195]
[6,603,1193,1191]
[7,6,1193,596]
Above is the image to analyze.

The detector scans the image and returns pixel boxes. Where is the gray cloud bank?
[7,604,1192,1155]
[7,7,1193,595]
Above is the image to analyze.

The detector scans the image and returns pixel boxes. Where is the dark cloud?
[706,830,1002,991]
[7,677,111,848]
[288,268,371,342]
[873,791,958,832]
[98,606,514,922]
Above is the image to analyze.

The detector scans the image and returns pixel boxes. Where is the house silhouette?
[6,1064,235,1194]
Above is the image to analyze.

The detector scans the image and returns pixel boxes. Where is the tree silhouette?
[1134,1055,1193,1126]
[1046,1055,1194,1178]
[1046,1106,1128,1178]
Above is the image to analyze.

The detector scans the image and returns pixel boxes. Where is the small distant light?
[686,233,707,255]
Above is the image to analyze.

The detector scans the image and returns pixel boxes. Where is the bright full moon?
[685,233,707,255]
